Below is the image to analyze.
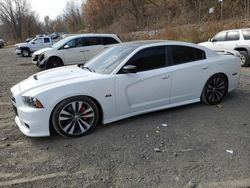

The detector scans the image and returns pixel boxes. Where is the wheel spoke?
[78,118,91,129]
[71,102,77,113]
[69,120,77,134]
[61,110,72,116]
[80,107,93,115]
[59,115,72,121]
[81,113,94,118]
[77,120,86,133]
[62,120,73,132]
[77,101,83,113]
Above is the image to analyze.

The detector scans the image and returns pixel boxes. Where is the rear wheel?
[45,57,63,69]
[239,51,250,67]
[52,96,99,138]
[201,74,228,105]
[21,49,30,57]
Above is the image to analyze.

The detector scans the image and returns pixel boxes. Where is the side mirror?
[122,65,137,73]
[208,38,211,42]
[64,44,70,49]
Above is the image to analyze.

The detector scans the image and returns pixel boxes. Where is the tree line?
[0,0,250,42]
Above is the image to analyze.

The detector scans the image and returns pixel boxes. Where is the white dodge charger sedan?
[11,41,241,138]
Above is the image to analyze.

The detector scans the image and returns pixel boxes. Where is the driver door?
[63,37,86,64]
[32,38,43,51]
[115,46,171,116]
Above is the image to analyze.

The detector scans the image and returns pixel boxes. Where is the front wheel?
[45,57,63,69]
[201,74,228,105]
[52,96,99,138]
[21,49,30,57]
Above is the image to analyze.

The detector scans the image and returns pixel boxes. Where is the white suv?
[32,34,122,69]
[199,29,250,67]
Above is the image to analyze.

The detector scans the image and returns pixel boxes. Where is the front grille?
[33,55,38,61]
[11,93,18,116]
[12,104,18,116]
[11,94,16,103]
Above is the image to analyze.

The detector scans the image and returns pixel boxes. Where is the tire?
[45,57,63,69]
[201,74,228,105]
[239,51,250,67]
[21,48,30,57]
[52,96,99,138]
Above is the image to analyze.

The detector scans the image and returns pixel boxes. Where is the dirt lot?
[0,47,250,188]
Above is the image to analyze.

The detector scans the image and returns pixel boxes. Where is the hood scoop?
[33,75,38,80]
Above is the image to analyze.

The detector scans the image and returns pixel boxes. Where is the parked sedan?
[11,41,241,138]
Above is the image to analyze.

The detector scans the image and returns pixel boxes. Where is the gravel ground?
[0,47,250,188]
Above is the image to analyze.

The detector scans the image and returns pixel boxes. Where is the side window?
[85,37,102,46]
[44,38,50,43]
[169,45,206,65]
[125,46,166,72]
[226,31,240,41]
[65,39,76,48]
[75,38,85,47]
[242,30,250,40]
[103,37,119,45]
[35,38,43,44]
[212,32,226,42]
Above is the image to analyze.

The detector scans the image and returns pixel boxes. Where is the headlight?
[39,53,45,61]
[22,96,44,108]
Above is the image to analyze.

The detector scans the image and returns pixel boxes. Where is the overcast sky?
[31,0,82,21]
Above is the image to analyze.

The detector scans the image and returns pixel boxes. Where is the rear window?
[169,45,206,65]
[242,30,250,40]
[44,38,50,43]
[85,37,102,46]
[103,37,119,45]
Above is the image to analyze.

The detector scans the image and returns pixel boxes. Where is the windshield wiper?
[82,66,95,72]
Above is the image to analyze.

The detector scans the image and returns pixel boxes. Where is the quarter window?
[212,32,226,42]
[125,46,166,72]
[242,29,250,40]
[169,45,206,65]
[226,31,240,41]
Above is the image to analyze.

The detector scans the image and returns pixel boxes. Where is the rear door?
[82,37,104,61]
[168,45,210,103]
[224,31,240,49]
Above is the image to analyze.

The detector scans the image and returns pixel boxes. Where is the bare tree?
[0,0,29,41]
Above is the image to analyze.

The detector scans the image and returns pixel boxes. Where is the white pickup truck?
[15,36,53,57]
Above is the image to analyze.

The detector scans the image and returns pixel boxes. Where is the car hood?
[15,42,29,47]
[33,47,52,55]
[19,65,94,94]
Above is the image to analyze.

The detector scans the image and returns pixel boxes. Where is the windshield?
[83,46,136,74]
[51,37,72,48]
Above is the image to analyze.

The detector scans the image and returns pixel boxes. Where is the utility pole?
[218,0,223,20]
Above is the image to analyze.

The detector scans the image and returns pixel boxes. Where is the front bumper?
[15,49,21,55]
[32,54,46,68]
[11,85,50,137]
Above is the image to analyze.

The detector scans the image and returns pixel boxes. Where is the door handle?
[202,66,208,70]
[80,50,89,52]
[162,75,170,79]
